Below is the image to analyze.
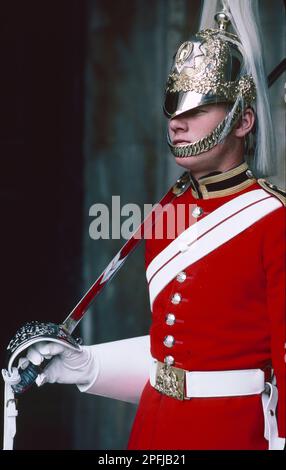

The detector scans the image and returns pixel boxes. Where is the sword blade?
[61,172,190,333]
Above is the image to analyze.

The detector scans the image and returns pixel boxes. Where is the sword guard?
[5,321,81,395]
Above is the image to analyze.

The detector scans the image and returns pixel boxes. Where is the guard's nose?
[169,115,188,133]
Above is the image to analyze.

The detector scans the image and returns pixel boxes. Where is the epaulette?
[172,172,191,197]
[257,178,286,206]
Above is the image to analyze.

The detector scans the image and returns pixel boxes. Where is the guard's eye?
[183,108,206,118]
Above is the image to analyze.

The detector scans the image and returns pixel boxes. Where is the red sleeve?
[263,205,286,438]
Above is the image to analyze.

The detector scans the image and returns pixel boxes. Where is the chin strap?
[2,368,21,450]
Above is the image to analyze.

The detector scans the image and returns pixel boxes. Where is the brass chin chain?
[168,106,242,158]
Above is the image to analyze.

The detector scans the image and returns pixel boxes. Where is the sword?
[62,171,190,333]
[5,172,191,395]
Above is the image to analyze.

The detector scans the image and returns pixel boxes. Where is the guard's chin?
[174,156,196,170]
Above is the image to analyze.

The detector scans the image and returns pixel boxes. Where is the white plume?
[199,0,275,176]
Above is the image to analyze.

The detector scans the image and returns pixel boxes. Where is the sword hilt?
[12,359,51,395]
[6,320,82,395]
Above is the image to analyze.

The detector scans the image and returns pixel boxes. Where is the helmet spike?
[214,11,231,31]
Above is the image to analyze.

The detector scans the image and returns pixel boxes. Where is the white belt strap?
[146,189,270,283]
[185,369,265,397]
[150,361,285,450]
[262,383,285,450]
[150,361,264,397]
[147,190,282,310]
[2,368,20,450]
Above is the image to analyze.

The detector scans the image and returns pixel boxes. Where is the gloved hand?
[19,336,151,404]
[21,342,98,388]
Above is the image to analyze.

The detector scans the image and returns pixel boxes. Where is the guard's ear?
[233,107,255,138]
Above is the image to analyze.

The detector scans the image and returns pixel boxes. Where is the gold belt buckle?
[154,362,185,400]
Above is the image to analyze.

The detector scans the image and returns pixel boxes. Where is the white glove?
[23,335,151,404]
[80,335,151,403]
[23,342,98,388]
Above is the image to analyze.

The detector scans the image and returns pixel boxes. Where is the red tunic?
[128,164,286,450]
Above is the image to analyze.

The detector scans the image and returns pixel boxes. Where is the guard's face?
[168,103,239,176]
[168,103,229,148]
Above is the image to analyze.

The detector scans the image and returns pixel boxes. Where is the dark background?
[1,0,86,449]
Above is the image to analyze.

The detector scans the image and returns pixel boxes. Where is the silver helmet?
[165,12,256,158]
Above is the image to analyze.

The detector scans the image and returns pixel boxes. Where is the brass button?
[176,271,187,283]
[171,293,181,305]
[246,169,254,179]
[192,206,204,218]
[165,313,176,326]
[163,335,175,348]
[164,355,175,366]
